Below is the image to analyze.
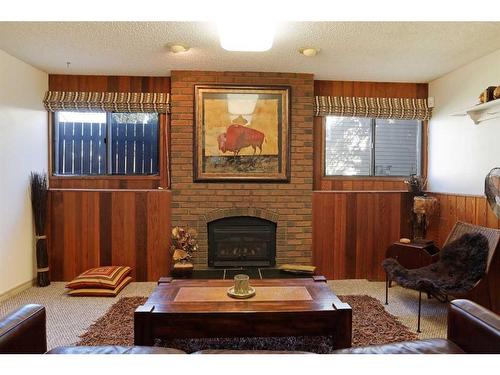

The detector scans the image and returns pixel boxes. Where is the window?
[324,116,422,177]
[53,112,159,175]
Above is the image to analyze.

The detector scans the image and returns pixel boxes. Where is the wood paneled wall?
[48,189,172,281]
[426,193,500,247]
[47,74,170,190]
[312,190,500,282]
[312,191,412,281]
[48,74,170,93]
[314,80,428,98]
[422,192,499,312]
[313,80,429,191]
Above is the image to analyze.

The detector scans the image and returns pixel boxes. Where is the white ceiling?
[1,22,500,82]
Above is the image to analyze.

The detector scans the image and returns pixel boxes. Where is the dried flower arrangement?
[171,226,198,264]
[404,174,426,196]
[30,172,50,287]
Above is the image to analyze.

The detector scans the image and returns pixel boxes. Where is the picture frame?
[194,85,291,182]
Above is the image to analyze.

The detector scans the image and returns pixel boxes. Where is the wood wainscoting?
[426,192,500,313]
[426,192,500,246]
[313,190,500,282]
[48,189,172,281]
[312,191,412,281]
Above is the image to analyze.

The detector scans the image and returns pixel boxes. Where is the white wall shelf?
[451,99,500,124]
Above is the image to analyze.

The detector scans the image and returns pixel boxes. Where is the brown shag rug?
[77,295,418,353]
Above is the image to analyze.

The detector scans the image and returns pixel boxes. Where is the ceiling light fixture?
[299,47,320,57]
[168,44,190,54]
[218,21,275,52]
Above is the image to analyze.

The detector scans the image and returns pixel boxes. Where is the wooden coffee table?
[134,276,352,349]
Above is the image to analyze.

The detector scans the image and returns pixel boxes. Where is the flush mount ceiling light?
[299,47,320,57]
[168,44,190,54]
[217,21,275,52]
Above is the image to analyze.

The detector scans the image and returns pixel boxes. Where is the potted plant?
[404,174,426,196]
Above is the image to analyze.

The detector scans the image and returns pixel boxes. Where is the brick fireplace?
[170,71,314,268]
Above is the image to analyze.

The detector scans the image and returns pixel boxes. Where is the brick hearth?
[170,71,314,268]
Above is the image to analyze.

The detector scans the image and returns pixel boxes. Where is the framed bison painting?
[194,85,290,182]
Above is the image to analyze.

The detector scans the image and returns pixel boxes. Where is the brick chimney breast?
[170,71,314,268]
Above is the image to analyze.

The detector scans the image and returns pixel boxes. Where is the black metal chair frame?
[385,274,448,332]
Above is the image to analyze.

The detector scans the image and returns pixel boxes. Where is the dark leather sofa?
[0,299,498,354]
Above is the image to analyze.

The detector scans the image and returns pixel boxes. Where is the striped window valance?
[314,96,432,120]
[43,91,170,113]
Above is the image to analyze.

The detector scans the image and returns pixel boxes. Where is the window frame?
[321,116,427,181]
[51,111,161,177]
[48,111,170,189]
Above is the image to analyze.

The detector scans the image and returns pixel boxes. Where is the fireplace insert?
[208,216,276,267]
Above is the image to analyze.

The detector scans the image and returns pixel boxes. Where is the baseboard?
[0,278,36,303]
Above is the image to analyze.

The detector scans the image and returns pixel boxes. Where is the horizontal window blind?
[325,117,372,176]
[375,119,421,176]
[324,116,422,177]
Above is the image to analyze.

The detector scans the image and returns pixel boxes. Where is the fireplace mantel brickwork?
[170,71,314,267]
[203,208,279,224]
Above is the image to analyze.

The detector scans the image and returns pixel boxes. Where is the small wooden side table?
[386,240,440,270]
[384,240,440,304]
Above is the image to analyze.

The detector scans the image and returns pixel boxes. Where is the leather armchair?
[0,304,183,354]
[333,299,500,354]
[0,304,46,354]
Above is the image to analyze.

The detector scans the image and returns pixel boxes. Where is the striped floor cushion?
[67,276,132,297]
[66,266,132,290]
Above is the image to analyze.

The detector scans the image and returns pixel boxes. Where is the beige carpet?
[0,279,447,351]
[329,280,447,339]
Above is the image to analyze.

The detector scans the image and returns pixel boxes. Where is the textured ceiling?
[1,22,500,82]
